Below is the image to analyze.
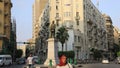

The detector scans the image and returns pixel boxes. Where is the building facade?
[103,14,115,60]
[49,0,107,59]
[32,0,48,43]
[34,3,49,63]
[33,0,108,60]
[113,27,120,45]
[32,0,49,63]
[0,0,12,52]
[11,18,17,61]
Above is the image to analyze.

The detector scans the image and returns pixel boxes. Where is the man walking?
[26,54,34,68]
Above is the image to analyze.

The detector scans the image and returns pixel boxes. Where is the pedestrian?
[56,54,73,68]
[26,54,34,68]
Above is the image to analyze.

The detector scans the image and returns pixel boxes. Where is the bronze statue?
[49,21,56,38]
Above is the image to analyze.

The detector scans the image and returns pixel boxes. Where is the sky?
[11,0,120,42]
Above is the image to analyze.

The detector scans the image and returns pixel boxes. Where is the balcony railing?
[75,16,80,20]
[74,43,81,48]
[55,16,61,21]
[0,35,6,38]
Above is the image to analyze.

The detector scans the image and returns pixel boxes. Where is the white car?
[0,55,12,66]
[115,57,120,64]
[33,56,39,64]
[102,59,109,64]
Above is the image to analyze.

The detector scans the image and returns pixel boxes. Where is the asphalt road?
[79,63,120,68]
[1,63,120,68]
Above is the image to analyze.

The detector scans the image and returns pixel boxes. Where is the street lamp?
[76,47,81,60]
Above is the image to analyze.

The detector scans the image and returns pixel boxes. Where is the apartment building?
[33,0,108,60]
[49,0,107,59]
[0,0,12,52]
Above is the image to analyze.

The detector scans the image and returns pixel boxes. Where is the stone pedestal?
[44,38,59,66]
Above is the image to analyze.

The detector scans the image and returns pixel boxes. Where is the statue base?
[44,38,59,66]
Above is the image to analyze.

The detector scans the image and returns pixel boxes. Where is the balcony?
[56,0,59,3]
[75,16,80,20]
[88,28,92,32]
[93,24,97,28]
[88,36,92,40]
[74,43,81,48]
[4,12,8,16]
[93,30,97,35]
[55,16,61,21]
[0,35,6,38]
[87,19,93,24]
[94,38,98,42]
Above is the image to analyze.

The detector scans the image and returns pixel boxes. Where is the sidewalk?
[24,64,56,68]
[24,64,83,68]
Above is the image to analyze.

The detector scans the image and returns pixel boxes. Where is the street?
[0,64,25,68]
[80,63,120,68]
[0,63,120,68]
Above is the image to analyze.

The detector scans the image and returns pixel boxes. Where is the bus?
[0,55,12,66]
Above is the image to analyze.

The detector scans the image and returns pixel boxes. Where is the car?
[102,59,109,64]
[33,56,39,64]
[115,57,120,64]
[16,58,26,64]
[0,55,12,66]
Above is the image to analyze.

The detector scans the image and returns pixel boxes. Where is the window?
[56,5,58,10]
[76,12,79,17]
[0,10,2,14]
[76,12,80,25]
[74,35,77,41]
[64,12,71,17]
[56,13,59,17]
[56,20,59,26]
[76,20,79,25]
[56,0,59,3]
[78,36,80,42]
[0,0,3,2]
[107,25,110,28]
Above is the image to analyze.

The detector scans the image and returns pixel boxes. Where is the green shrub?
[58,51,75,59]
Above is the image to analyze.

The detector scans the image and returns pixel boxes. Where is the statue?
[49,21,56,38]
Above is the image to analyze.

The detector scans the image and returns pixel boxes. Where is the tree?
[15,49,23,58]
[117,51,120,57]
[90,48,102,60]
[56,26,69,51]
[58,51,75,59]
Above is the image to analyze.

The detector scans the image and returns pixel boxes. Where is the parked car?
[102,58,109,64]
[0,55,12,66]
[33,56,39,64]
[115,57,120,64]
[16,58,26,64]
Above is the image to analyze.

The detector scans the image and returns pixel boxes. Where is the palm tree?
[56,26,69,51]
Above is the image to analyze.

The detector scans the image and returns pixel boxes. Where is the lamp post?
[77,48,79,59]
[76,47,81,60]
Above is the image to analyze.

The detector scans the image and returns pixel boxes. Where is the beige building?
[32,0,47,42]
[113,27,120,45]
[33,0,108,60]
[0,0,12,51]
[32,0,49,63]
[49,0,107,59]
[103,14,114,60]
[17,45,26,57]
[103,14,114,50]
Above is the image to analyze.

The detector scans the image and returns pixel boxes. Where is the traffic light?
[23,42,30,44]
